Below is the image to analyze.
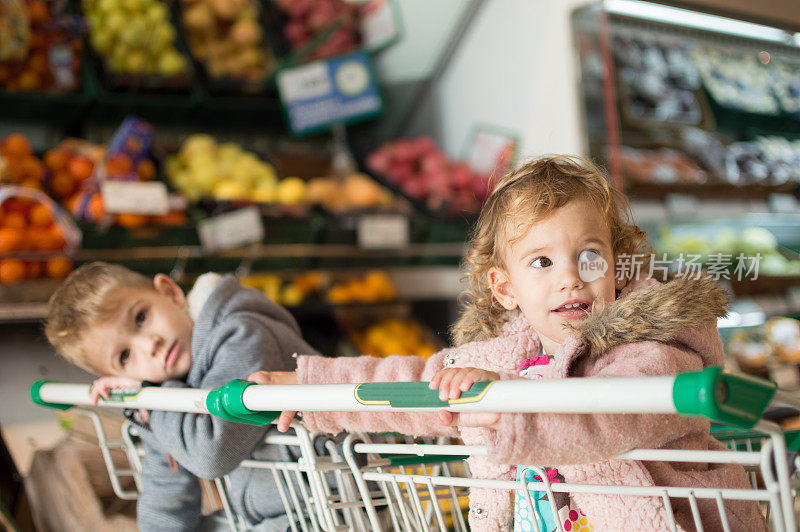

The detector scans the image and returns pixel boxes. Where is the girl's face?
[488,199,619,355]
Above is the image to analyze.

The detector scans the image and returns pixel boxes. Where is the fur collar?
[569,276,729,358]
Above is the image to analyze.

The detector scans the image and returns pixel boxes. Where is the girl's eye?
[530,256,552,269]
[135,309,147,326]
[119,348,130,367]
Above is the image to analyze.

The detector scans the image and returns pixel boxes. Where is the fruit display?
[612,35,702,125]
[165,134,282,203]
[0,0,83,92]
[619,146,707,184]
[273,0,360,60]
[724,137,800,186]
[354,318,438,359]
[180,0,276,85]
[771,58,800,114]
[726,317,800,370]
[241,271,325,306]
[366,136,490,215]
[305,173,397,213]
[0,133,48,190]
[692,46,778,114]
[82,0,188,78]
[325,270,396,304]
[0,187,76,284]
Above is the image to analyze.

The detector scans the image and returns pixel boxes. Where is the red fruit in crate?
[404,179,429,200]
[413,136,438,156]
[366,151,391,173]
[68,156,94,181]
[44,148,71,172]
[308,2,338,31]
[390,139,416,162]
[2,134,33,159]
[421,152,448,174]
[286,0,312,19]
[0,259,26,284]
[451,162,473,189]
[425,170,450,196]
[473,174,490,201]
[25,261,44,279]
[285,21,310,46]
[386,162,414,184]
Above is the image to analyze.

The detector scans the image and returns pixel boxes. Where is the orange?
[18,178,42,191]
[25,261,44,279]
[28,203,52,227]
[45,257,72,279]
[29,226,61,250]
[115,213,149,228]
[20,156,45,181]
[106,153,133,178]
[27,1,50,26]
[0,228,23,253]
[49,225,66,249]
[3,212,27,230]
[67,156,94,181]
[0,259,26,284]
[86,193,105,221]
[44,148,71,172]
[16,70,40,91]
[2,133,33,159]
[49,170,76,198]
[136,159,156,181]
[27,53,49,77]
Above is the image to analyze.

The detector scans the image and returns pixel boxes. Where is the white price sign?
[768,193,799,214]
[357,214,409,249]
[101,181,169,215]
[197,207,264,253]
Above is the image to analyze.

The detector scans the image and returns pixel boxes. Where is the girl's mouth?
[165,341,179,370]
[552,301,591,318]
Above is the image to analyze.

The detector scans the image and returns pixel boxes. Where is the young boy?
[45,261,318,530]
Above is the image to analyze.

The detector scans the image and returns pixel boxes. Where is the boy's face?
[489,199,620,356]
[81,274,194,382]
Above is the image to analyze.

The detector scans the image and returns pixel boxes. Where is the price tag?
[361,0,400,51]
[768,193,799,214]
[357,214,409,249]
[276,51,383,136]
[101,181,169,215]
[197,207,264,253]
[466,128,517,175]
[665,194,699,218]
[768,364,800,389]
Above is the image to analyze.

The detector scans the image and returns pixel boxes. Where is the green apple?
[158,49,185,76]
[145,2,168,23]
[124,49,148,73]
[105,11,127,35]
[91,29,115,55]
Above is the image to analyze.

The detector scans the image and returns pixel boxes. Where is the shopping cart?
[31,367,800,531]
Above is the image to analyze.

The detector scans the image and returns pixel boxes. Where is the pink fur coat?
[295,276,766,531]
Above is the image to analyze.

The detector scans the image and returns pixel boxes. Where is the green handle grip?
[354,381,494,407]
[30,380,73,411]
[206,379,279,426]
[674,367,776,429]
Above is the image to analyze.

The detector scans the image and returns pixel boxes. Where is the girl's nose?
[559,264,584,291]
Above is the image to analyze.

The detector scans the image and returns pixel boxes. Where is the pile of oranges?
[0,198,72,285]
[0,133,47,190]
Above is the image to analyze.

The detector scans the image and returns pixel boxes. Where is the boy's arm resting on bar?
[296,351,461,438]
[144,313,315,478]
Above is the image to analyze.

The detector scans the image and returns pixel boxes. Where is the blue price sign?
[276,52,383,136]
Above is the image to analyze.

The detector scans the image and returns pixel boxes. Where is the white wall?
[377,0,591,160]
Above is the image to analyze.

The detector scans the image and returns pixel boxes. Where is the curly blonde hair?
[451,155,652,346]
[45,262,154,373]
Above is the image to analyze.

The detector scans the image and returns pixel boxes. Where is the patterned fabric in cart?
[513,466,594,531]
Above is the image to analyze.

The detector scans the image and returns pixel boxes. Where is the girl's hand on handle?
[428,367,500,401]
[90,376,142,405]
[247,371,298,433]
[438,410,501,430]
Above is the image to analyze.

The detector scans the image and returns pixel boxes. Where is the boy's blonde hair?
[45,262,154,372]
[451,155,651,346]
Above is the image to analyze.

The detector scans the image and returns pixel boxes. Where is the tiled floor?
[0,322,93,474]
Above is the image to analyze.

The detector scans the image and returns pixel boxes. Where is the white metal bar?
[687,491,704,532]
[241,377,677,413]
[39,383,209,412]
[661,491,678,532]
[715,491,731,532]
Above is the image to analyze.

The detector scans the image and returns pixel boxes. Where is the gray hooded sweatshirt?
[135,274,318,530]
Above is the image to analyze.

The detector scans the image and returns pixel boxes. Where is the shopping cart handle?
[206,379,280,426]
[673,367,776,429]
[30,379,74,411]
[354,381,494,407]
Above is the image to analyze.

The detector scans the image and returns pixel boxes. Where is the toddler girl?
[251,155,765,531]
